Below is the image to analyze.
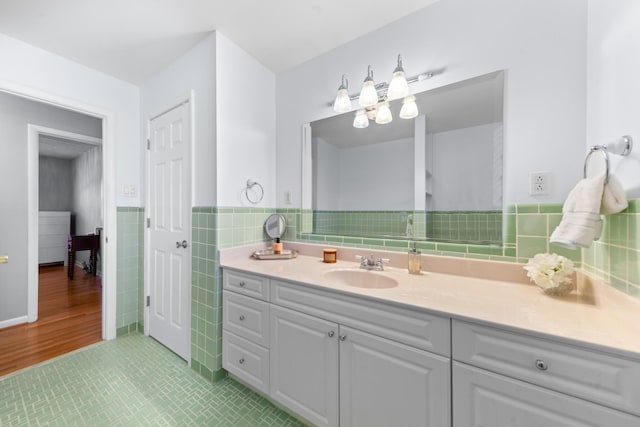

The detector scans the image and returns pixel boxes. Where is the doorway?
[0,80,117,342]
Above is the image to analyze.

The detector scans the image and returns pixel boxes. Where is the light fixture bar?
[327,71,434,107]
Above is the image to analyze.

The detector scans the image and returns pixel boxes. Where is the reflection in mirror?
[302,71,504,245]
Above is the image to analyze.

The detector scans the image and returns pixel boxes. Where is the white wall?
[141,33,217,207]
[216,33,277,207]
[276,0,587,208]
[313,138,341,210]
[337,138,414,210]
[587,0,640,198]
[0,33,140,207]
[39,156,73,211]
[72,146,103,269]
[431,123,502,211]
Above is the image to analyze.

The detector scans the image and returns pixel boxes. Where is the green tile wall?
[427,211,502,244]
[116,207,144,332]
[313,210,425,239]
[582,199,640,297]
[190,207,276,382]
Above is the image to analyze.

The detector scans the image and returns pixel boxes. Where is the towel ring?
[244,179,264,204]
[583,135,633,184]
[584,146,610,184]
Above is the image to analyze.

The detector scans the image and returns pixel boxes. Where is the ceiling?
[39,135,100,159]
[311,71,504,148]
[0,0,439,84]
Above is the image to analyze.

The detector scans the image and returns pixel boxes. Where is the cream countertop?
[220,242,640,359]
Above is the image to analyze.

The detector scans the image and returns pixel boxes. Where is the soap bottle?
[273,238,283,255]
[408,243,421,274]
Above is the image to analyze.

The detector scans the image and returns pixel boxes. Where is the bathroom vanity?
[220,246,640,426]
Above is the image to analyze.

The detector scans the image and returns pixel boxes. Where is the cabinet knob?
[535,359,548,371]
[327,331,335,338]
[339,335,347,341]
[239,315,245,321]
[239,281,246,287]
[239,358,245,365]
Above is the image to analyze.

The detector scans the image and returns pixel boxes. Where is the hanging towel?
[600,174,628,214]
[549,172,606,249]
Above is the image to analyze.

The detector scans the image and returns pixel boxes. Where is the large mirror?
[302,71,504,245]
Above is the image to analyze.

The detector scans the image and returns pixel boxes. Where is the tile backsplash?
[117,200,640,384]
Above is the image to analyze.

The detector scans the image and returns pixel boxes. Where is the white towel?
[600,174,628,214]
[550,172,606,249]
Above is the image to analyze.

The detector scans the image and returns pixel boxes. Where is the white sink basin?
[323,268,398,289]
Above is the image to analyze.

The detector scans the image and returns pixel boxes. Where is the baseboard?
[0,315,28,329]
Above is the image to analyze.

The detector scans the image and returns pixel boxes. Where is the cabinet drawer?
[272,280,450,356]
[223,290,269,347]
[223,269,269,300]
[453,320,640,416]
[222,330,269,394]
[453,362,640,426]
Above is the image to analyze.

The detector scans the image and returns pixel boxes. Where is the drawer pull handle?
[327,331,335,338]
[239,281,246,287]
[339,335,347,341]
[535,359,548,371]
[239,358,245,365]
[239,315,245,321]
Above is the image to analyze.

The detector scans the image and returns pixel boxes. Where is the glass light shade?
[359,80,378,108]
[333,88,351,112]
[399,95,418,119]
[387,71,409,100]
[353,110,369,128]
[375,102,393,124]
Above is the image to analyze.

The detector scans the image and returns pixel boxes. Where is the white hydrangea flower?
[523,253,574,295]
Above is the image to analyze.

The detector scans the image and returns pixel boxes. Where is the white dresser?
[38,211,70,265]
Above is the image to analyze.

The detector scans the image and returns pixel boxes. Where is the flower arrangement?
[523,253,575,296]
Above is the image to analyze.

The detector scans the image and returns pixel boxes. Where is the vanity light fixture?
[330,55,435,128]
[333,74,351,113]
[358,65,379,108]
[399,95,418,119]
[386,55,409,100]
[353,109,369,128]
[375,101,393,124]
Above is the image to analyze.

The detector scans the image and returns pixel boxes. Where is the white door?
[148,102,191,361]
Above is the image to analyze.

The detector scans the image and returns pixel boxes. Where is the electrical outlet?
[529,172,550,196]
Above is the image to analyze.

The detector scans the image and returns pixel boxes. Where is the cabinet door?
[270,305,339,427]
[453,362,640,427]
[339,326,450,427]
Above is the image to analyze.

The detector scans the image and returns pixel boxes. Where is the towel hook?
[244,179,264,204]
[583,135,633,184]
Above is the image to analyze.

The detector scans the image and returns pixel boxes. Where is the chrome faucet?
[355,254,390,271]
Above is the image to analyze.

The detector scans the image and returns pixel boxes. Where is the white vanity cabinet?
[223,269,451,427]
[222,270,271,394]
[452,320,640,426]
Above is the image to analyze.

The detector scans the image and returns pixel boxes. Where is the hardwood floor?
[0,264,102,376]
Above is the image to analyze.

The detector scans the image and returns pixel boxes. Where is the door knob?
[176,240,188,249]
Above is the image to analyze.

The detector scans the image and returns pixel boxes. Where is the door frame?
[144,93,194,364]
[28,125,102,320]
[1,80,118,340]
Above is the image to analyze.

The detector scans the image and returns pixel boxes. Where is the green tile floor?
[0,334,305,426]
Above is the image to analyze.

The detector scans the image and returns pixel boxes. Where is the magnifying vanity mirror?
[264,213,286,239]
[302,71,504,245]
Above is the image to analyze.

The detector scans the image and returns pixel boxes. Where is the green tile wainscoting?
[190,207,276,382]
[116,207,145,334]
[114,202,639,386]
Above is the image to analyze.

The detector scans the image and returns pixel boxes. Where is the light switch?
[0,255,8,264]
